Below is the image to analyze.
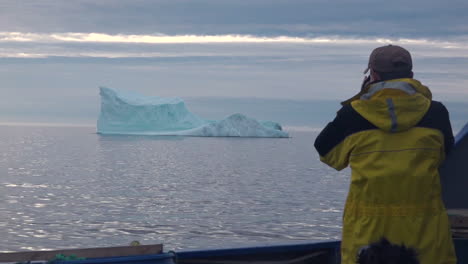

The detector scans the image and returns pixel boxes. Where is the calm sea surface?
[0,98,465,252]
[0,126,349,252]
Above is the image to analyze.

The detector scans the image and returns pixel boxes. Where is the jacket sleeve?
[314,106,355,171]
[417,101,455,157]
[438,103,455,156]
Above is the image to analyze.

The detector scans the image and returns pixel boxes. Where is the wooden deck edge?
[0,244,163,262]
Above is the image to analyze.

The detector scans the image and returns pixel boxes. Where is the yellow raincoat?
[314,78,457,264]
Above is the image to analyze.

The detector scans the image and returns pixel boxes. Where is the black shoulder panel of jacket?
[416,101,455,155]
[314,104,377,157]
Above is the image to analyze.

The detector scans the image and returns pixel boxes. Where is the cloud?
[1,32,467,46]
[1,32,468,60]
[0,1,467,38]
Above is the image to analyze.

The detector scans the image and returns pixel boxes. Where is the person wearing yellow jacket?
[314,45,457,264]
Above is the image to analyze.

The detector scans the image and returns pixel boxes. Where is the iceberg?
[97,87,288,138]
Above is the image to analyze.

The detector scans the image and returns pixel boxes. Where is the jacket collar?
[362,78,432,100]
[361,81,416,100]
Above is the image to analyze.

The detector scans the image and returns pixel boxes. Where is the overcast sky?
[1,0,468,37]
[0,0,467,124]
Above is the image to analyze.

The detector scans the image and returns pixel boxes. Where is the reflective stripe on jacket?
[314,78,456,264]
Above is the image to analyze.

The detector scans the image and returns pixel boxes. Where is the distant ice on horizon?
[97,87,288,138]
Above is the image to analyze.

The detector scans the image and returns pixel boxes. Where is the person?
[314,45,457,264]
[357,237,419,264]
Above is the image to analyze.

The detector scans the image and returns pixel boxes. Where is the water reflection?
[0,125,346,252]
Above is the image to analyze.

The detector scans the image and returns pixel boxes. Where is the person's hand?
[361,75,371,91]
[340,75,372,106]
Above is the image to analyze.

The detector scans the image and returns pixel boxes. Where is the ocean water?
[0,98,465,253]
[0,125,348,252]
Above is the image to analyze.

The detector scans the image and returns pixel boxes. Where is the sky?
[0,0,467,124]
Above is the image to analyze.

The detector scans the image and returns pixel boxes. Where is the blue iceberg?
[97,87,289,138]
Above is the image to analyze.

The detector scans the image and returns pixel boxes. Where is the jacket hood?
[351,78,432,132]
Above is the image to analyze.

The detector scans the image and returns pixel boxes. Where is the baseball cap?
[363,45,412,74]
